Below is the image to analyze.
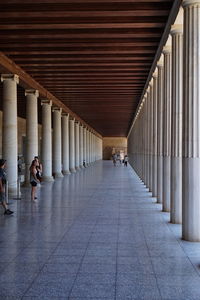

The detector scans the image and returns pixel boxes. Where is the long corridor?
[0,161,200,299]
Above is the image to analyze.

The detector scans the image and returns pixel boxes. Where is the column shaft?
[79,125,84,168]
[41,100,54,181]
[182,0,200,241]
[170,24,183,224]
[162,45,172,212]
[75,122,80,170]
[157,62,164,203]
[1,74,19,195]
[69,119,76,173]
[25,90,39,185]
[62,114,70,175]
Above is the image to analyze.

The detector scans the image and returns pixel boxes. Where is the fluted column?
[152,70,158,197]
[143,94,148,186]
[182,0,200,241]
[79,124,84,168]
[41,100,54,182]
[1,74,19,195]
[86,129,90,166]
[75,121,80,170]
[157,58,164,203]
[69,118,76,173]
[52,107,63,177]
[62,113,70,175]
[149,81,154,192]
[83,126,87,166]
[146,90,150,189]
[24,89,39,185]
[162,40,172,212]
[170,11,183,224]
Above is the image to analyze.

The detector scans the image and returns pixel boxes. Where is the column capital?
[183,0,200,8]
[41,99,52,106]
[171,24,183,35]
[61,112,69,117]
[1,74,19,84]
[69,116,75,121]
[162,45,171,55]
[52,106,62,113]
[25,89,39,98]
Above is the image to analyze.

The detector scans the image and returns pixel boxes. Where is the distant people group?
[112,153,128,167]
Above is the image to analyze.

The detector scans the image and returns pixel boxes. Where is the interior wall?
[0,111,42,159]
[103,137,127,160]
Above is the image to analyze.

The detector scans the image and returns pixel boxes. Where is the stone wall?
[103,137,127,160]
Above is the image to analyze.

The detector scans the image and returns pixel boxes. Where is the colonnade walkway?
[0,161,200,299]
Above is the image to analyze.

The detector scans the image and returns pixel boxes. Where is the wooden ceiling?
[0,0,174,136]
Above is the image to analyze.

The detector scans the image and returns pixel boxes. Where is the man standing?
[0,159,14,215]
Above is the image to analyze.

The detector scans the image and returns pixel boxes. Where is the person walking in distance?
[0,159,14,215]
[30,160,40,201]
[124,155,128,167]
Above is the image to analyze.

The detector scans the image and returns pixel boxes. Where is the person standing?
[0,159,14,215]
[30,160,40,201]
[34,156,42,182]
[124,155,128,167]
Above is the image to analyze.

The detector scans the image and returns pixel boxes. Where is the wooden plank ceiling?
[0,0,173,136]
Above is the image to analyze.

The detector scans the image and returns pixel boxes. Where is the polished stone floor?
[0,161,200,300]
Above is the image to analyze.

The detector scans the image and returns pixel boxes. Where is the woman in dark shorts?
[30,160,39,201]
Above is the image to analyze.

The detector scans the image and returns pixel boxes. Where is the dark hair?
[0,159,6,167]
[34,156,39,159]
[31,160,37,167]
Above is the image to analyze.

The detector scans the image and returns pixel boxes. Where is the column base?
[70,168,76,173]
[75,166,80,171]
[80,165,84,169]
[8,187,20,198]
[62,170,71,175]
[42,176,54,182]
[54,172,64,178]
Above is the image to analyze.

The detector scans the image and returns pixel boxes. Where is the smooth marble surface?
[0,160,200,300]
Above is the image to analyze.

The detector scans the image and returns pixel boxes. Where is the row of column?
[1,76,102,194]
[128,1,200,242]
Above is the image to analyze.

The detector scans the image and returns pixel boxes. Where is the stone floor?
[0,161,200,300]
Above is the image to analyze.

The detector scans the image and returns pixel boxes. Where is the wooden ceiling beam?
[0,23,165,30]
[0,11,169,18]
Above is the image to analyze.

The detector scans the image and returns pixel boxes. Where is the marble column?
[79,124,84,168]
[83,126,87,167]
[75,121,80,170]
[162,39,172,212]
[52,107,63,177]
[146,90,150,189]
[149,81,154,192]
[182,0,200,241]
[170,11,183,224]
[62,113,70,175]
[157,57,164,204]
[41,100,54,181]
[86,129,90,166]
[69,118,76,173]
[1,74,19,195]
[25,89,39,185]
[152,70,158,197]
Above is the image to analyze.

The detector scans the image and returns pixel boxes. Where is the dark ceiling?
[0,0,174,136]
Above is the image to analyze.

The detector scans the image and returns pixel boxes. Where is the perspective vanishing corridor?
[0,161,200,299]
